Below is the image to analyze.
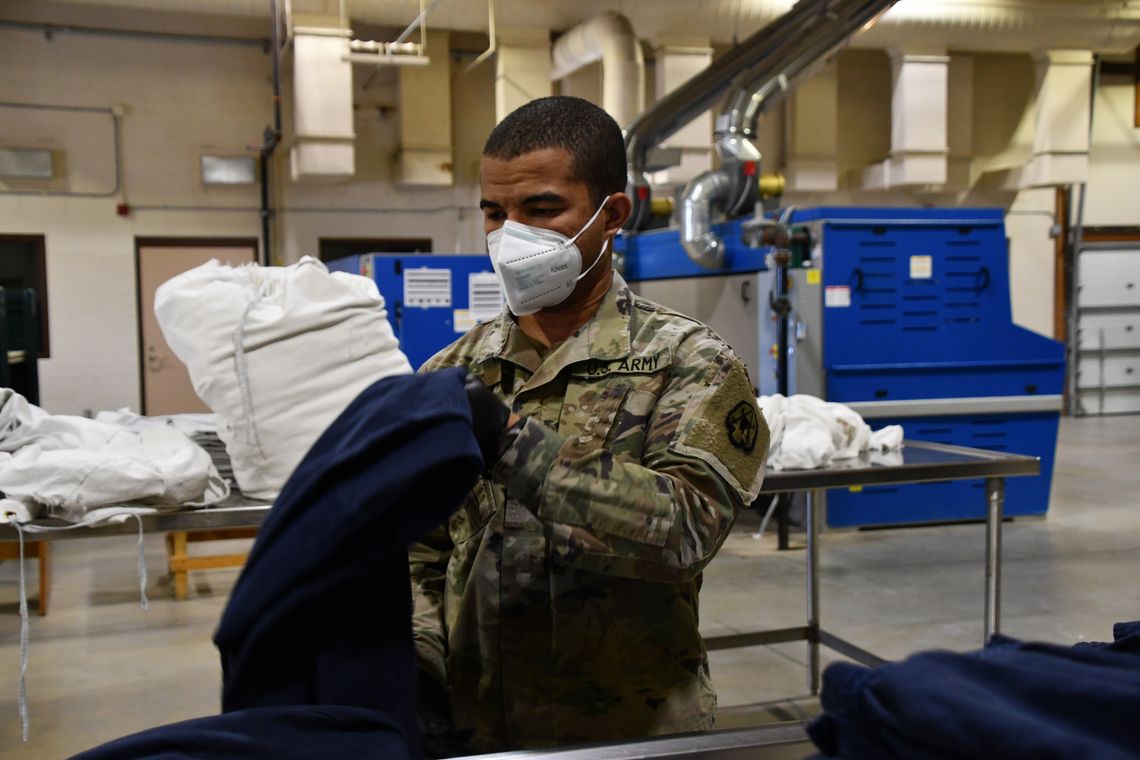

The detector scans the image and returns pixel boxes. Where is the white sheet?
[758,393,904,471]
[94,408,218,436]
[0,389,228,524]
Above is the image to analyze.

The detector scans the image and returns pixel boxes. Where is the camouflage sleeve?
[491,335,769,583]
[407,329,485,685]
[409,524,452,688]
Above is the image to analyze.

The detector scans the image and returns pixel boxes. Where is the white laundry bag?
[154,256,412,499]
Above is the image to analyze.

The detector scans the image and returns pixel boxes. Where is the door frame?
[134,237,258,414]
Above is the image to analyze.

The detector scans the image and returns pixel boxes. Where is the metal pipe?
[806,489,822,695]
[0,19,266,48]
[551,12,645,128]
[119,204,460,215]
[622,0,821,230]
[462,0,497,74]
[259,0,284,266]
[673,0,898,261]
[775,259,791,396]
[0,102,122,199]
[723,0,896,141]
[679,170,732,268]
[677,134,761,265]
[270,7,283,137]
[628,0,897,231]
[394,0,443,46]
[983,477,1005,641]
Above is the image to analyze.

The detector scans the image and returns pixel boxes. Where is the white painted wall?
[1085,72,1140,226]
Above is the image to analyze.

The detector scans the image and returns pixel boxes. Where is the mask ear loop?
[566,195,612,247]
[570,195,613,283]
[575,238,610,283]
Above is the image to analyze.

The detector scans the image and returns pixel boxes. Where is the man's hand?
[464,374,512,469]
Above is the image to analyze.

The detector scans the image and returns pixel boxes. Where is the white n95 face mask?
[486,197,611,316]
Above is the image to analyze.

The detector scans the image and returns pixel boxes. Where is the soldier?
[412,96,769,753]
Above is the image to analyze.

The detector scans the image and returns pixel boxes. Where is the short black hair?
[483,96,626,206]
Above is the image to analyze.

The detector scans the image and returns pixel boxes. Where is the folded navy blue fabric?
[808,622,1140,759]
[74,368,482,760]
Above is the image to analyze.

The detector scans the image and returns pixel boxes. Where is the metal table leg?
[984,477,1005,641]
[776,494,790,551]
[806,489,821,694]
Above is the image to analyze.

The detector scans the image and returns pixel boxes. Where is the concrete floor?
[2,415,1138,757]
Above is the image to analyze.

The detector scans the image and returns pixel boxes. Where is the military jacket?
[411,273,769,751]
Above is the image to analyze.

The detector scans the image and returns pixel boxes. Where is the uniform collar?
[478,272,635,388]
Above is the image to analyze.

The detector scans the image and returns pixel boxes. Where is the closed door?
[137,241,257,415]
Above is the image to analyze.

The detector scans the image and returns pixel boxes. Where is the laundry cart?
[326,253,501,369]
[769,207,1066,526]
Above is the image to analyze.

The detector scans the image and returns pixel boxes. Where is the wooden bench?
[165,528,257,600]
[0,540,51,615]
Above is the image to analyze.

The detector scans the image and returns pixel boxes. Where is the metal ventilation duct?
[623,0,897,259]
[678,0,900,266]
[552,11,645,129]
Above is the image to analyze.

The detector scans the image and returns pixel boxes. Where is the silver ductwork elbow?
[680,130,762,269]
[680,169,730,268]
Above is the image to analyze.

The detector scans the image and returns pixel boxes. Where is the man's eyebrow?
[522,192,567,205]
[479,193,567,210]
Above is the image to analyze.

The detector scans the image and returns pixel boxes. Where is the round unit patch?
[726,401,759,453]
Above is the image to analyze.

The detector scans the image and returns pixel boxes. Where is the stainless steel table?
[457,722,814,760]
[1,440,1039,693]
[734,439,1040,693]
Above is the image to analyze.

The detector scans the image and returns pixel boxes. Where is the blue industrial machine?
[618,207,1066,527]
[326,253,499,370]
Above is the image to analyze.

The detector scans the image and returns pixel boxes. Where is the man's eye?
[532,208,560,217]
[484,210,505,221]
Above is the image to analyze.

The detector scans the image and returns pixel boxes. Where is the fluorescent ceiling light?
[0,147,54,179]
[200,155,257,185]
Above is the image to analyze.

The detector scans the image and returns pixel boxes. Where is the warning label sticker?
[910,255,933,279]
[825,285,851,308]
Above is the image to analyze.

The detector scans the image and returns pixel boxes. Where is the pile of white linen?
[0,389,228,525]
[94,408,218,437]
[154,256,412,500]
[758,393,903,471]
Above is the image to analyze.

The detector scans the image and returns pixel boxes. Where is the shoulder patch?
[726,401,759,453]
[670,357,769,503]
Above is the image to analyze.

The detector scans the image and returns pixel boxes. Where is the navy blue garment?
[808,622,1140,759]
[74,368,482,760]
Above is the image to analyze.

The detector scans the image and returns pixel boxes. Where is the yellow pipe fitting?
[650,196,675,217]
[759,172,785,198]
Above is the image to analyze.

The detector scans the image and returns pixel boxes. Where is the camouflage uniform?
[412,273,769,751]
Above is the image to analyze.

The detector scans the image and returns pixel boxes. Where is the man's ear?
[603,192,633,237]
